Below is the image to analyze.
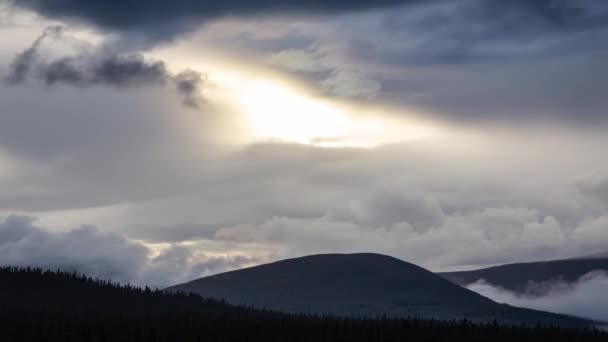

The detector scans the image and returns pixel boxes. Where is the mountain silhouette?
[167,253,590,325]
[440,256,608,295]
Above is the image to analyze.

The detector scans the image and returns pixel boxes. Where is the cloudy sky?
[1,0,608,290]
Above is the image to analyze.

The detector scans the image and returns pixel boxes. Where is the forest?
[0,267,606,342]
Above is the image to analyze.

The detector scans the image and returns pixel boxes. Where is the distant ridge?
[439,256,608,295]
[167,253,590,326]
[578,251,608,259]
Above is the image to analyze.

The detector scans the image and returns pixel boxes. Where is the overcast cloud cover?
[0,0,607,320]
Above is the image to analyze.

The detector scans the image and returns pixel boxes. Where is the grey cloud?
[475,0,608,33]
[0,78,219,211]
[467,272,608,322]
[0,214,149,284]
[370,47,608,124]
[124,223,222,244]
[5,26,206,108]
[3,130,606,247]
[4,25,63,84]
[143,245,194,287]
[1,78,608,269]
[2,133,608,280]
[268,43,383,100]
[174,69,206,109]
[578,177,608,209]
[227,1,608,116]
[320,68,381,100]
[0,215,257,287]
[213,208,572,270]
[11,0,423,43]
[12,0,608,48]
[338,192,445,232]
[352,1,608,122]
[0,215,36,244]
[138,244,260,288]
[40,57,87,85]
[2,0,608,295]
[84,55,167,87]
[255,0,608,74]
[377,0,608,65]
[142,245,256,288]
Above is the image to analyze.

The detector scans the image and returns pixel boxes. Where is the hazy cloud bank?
[468,272,608,322]
[0,215,257,288]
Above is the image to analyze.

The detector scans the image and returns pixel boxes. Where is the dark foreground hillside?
[0,267,606,342]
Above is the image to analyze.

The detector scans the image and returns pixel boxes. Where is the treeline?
[0,267,605,342]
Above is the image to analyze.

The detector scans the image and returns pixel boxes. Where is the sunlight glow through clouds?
[154,47,443,148]
[233,79,442,148]
[237,80,350,146]
[203,68,442,148]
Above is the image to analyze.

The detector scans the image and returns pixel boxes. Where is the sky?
[0,0,608,293]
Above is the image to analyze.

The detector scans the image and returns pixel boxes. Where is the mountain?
[439,257,608,295]
[166,253,590,325]
[577,251,608,259]
[1,267,605,342]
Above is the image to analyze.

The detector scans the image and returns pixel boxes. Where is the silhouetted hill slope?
[440,258,608,295]
[579,251,608,259]
[166,253,590,325]
[0,266,232,315]
[1,267,606,342]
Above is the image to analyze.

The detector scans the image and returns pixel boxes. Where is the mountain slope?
[166,253,589,325]
[439,257,608,295]
[578,251,608,259]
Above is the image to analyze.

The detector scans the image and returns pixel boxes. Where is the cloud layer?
[0,215,257,287]
[11,0,419,43]
[468,272,608,322]
[5,26,205,108]
[1,0,607,315]
[163,0,608,122]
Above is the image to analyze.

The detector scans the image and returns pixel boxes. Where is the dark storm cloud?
[4,25,63,84]
[340,0,608,122]
[477,0,607,31]
[229,0,608,118]
[366,0,608,66]
[174,70,206,109]
[11,0,423,42]
[38,54,167,87]
[13,0,608,49]
[5,26,206,108]
[88,55,167,87]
